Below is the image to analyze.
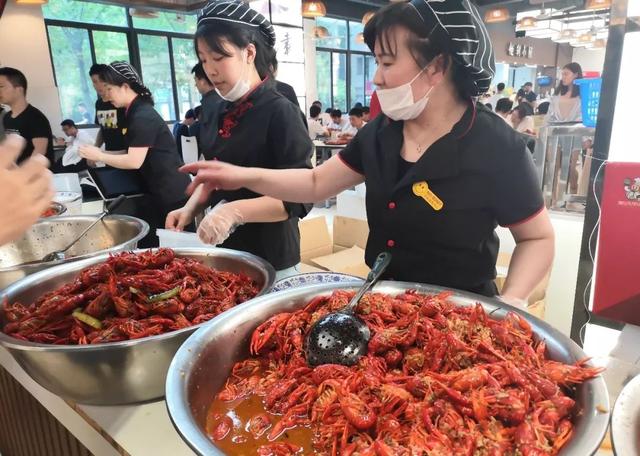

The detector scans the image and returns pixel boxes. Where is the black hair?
[495,97,513,114]
[191,62,211,84]
[89,64,107,77]
[195,22,276,81]
[514,104,532,119]
[325,108,332,114]
[312,100,322,106]
[0,67,27,95]
[331,109,342,118]
[556,62,583,98]
[353,102,363,109]
[310,105,321,118]
[60,119,76,128]
[524,82,533,87]
[363,3,476,100]
[185,109,195,119]
[99,65,154,105]
[194,105,202,118]
[362,106,370,114]
[537,101,550,115]
[349,107,364,117]
[497,82,505,92]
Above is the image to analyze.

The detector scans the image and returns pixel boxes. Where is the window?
[47,26,95,123]
[138,34,175,121]
[172,38,201,120]
[93,31,130,65]
[43,0,127,27]
[44,0,200,122]
[315,17,376,111]
[132,11,196,34]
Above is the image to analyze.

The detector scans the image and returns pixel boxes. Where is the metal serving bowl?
[0,215,149,290]
[166,282,611,456]
[0,248,275,405]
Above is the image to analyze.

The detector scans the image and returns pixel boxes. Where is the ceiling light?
[484,7,510,23]
[554,28,576,42]
[518,16,538,29]
[585,0,611,10]
[362,11,376,25]
[302,0,327,18]
[129,9,159,19]
[16,0,48,4]
[588,38,607,49]
[313,26,330,39]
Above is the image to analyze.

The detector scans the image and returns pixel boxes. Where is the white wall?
[0,0,63,137]
[571,47,606,74]
[303,18,318,111]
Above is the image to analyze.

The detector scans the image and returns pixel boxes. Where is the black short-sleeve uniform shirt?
[125,97,191,209]
[95,98,127,152]
[339,103,544,296]
[3,104,54,164]
[203,79,313,270]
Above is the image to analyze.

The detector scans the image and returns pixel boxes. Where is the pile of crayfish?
[208,290,604,456]
[1,249,259,344]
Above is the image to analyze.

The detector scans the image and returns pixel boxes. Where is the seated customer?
[173,109,195,157]
[339,107,366,139]
[0,67,54,164]
[327,109,347,132]
[307,104,329,140]
[495,98,513,123]
[362,106,370,122]
[52,119,94,172]
[511,104,535,136]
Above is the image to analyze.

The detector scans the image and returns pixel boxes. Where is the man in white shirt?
[489,82,506,111]
[339,107,366,139]
[307,104,329,140]
[495,98,513,124]
[328,109,348,132]
[54,119,94,171]
[312,100,332,127]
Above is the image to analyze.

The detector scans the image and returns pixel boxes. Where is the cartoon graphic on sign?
[623,177,640,201]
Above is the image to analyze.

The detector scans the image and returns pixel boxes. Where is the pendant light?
[518,16,537,29]
[302,0,327,18]
[314,26,330,39]
[362,11,376,25]
[484,8,510,23]
[585,0,611,10]
[16,0,48,4]
[554,28,576,43]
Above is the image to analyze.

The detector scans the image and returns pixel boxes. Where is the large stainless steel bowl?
[0,215,149,290]
[0,248,275,405]
[166,282,611,456]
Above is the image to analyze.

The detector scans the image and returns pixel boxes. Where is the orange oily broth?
[206,393,314,455]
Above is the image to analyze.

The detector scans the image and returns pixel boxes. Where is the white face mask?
[215,49,251,102]
[376,67,433,121]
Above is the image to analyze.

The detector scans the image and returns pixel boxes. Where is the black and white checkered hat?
[197,0,276,48]
[409,0,495,96]
[109,61,143,85]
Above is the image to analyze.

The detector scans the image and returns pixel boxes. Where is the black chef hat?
[409,0,495,96]
[197,0,276,48]
[108,61,143,86]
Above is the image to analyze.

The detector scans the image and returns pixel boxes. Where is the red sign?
[593,162,640,325]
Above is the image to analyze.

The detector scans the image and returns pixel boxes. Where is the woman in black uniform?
[182,0,555,306]
[79,62,191,247]
[165,0,312,275]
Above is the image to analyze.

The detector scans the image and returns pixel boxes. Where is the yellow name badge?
[412,181,444,211]
[122,128,127,135]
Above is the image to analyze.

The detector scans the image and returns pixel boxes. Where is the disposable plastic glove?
[197,202,245,246]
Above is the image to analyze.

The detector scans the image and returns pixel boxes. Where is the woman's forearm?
[228,196,288,223]
[501,237,554,301]
[98,151,143,170]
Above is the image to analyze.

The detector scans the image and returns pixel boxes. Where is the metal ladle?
[20,195,127,265]
[305,252,392,367]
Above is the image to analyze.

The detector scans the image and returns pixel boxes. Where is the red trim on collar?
[236,76,270,104]
[125,95,139,117]
[455,99,477,140]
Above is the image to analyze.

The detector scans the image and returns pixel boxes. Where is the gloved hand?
[197,202,245,246]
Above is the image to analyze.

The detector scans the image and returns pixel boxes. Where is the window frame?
[44,12,196,124]
[314,16,374,112]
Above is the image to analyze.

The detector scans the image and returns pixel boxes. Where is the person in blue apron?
[181,0,555,305]
[165,0,313,278]
[79,62,192,247]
